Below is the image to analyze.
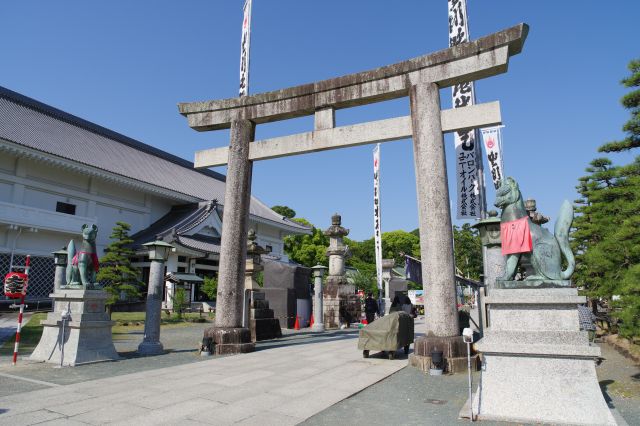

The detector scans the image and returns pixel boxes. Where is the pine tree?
[97,221,142,308]
[572,59,640,339]
[598,59,640,153]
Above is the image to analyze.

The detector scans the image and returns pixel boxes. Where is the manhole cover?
[425,399,448,405]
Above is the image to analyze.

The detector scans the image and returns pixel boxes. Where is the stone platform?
[249,292,282,342]
[472,287,616,425]
[29,290,120,366]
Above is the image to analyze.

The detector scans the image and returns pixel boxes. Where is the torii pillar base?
[409,335,478,374]
[203,327,255,355]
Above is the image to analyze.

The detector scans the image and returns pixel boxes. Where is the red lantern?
[4,272,28,299]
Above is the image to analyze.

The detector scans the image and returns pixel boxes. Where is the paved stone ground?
[304,338,640,426]
[0,316,638,425]
[0,315,415,425]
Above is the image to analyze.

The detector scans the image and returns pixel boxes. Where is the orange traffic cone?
[309,313,315,328]
[294,315,300,330]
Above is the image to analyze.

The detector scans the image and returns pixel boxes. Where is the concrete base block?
[29,290,120,366]
[473,354,616,425]
[204,327,255,355]
[474,287,615,425]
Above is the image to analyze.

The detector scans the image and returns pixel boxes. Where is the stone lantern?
[138,239,174,355]
[324,213,350,279]
[52,247,68,293]
[471,210,504,291]
[322,213,360,328]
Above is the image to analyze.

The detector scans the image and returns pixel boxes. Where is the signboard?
[408,289,424,306]
[449,0,483,219]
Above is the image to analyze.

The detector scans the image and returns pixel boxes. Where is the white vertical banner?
[238,0,252,97]
[373,144,383,291]
[448,0,483,219]
[481,126,505,189]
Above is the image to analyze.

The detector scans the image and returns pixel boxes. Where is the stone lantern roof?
[323,213,349,237]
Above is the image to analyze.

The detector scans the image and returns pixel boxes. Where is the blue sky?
[2,1,638,240]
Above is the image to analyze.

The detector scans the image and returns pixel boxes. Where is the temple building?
[0,86,310,304]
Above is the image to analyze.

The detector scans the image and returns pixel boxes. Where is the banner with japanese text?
[238,0,252,97]
[449,0,483,219]
[373,144,383,291]
[480,127,504,189]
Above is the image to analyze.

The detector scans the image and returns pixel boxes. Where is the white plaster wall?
[0,181,11,202]
[26,161,89,191]
[0,154,173,258]
[251,221,287,260]
[23,187,89,217]
[0,153,14,173]
[93,179,145,206]
[145,194,174,224]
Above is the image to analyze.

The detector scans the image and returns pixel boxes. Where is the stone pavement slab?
[0,328,408,425]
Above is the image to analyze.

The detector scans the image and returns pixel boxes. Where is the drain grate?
[425,399,448,405]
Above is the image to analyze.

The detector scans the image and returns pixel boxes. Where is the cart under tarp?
[357,311,414,359]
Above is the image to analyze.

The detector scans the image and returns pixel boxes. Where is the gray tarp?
[357,311,415,352]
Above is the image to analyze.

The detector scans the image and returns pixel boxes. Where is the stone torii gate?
[179,24,528,355]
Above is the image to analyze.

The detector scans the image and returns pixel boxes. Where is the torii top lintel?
[178,23,528,132]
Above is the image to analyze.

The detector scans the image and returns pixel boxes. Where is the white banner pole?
[448,0,485,219]
[373,144,383,297]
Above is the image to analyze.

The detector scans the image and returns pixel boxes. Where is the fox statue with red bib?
[65,224,100,289]
[495,177,574,285]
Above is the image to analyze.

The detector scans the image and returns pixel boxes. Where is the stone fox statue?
[66,224,99,289]
[495,177,575,281]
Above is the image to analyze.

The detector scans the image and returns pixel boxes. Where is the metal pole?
[59,302,71,368]
[60,316,66,367]
[467,340,473,422]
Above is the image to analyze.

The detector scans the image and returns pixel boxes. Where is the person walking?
[364,292,378,324]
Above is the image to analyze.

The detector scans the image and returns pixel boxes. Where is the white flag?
[239,0,252,97]
[449,0,483,219]
[373,144,383,291]
[481,127,505,189]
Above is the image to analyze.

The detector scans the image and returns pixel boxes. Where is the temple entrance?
[177,24,528,355]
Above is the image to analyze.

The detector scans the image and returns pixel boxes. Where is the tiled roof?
[0,86,309,233]
[176,235,221,254]
[129,202,217,248]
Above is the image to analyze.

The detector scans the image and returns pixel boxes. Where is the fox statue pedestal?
[469,178,615,425]
[471,286,615,425]
[30,290,120,366]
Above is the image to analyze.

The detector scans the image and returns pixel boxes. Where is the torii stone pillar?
[203,119,256,354]
[408,83,468,373]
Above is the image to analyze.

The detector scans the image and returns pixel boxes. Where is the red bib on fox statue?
[500,216,533,255]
